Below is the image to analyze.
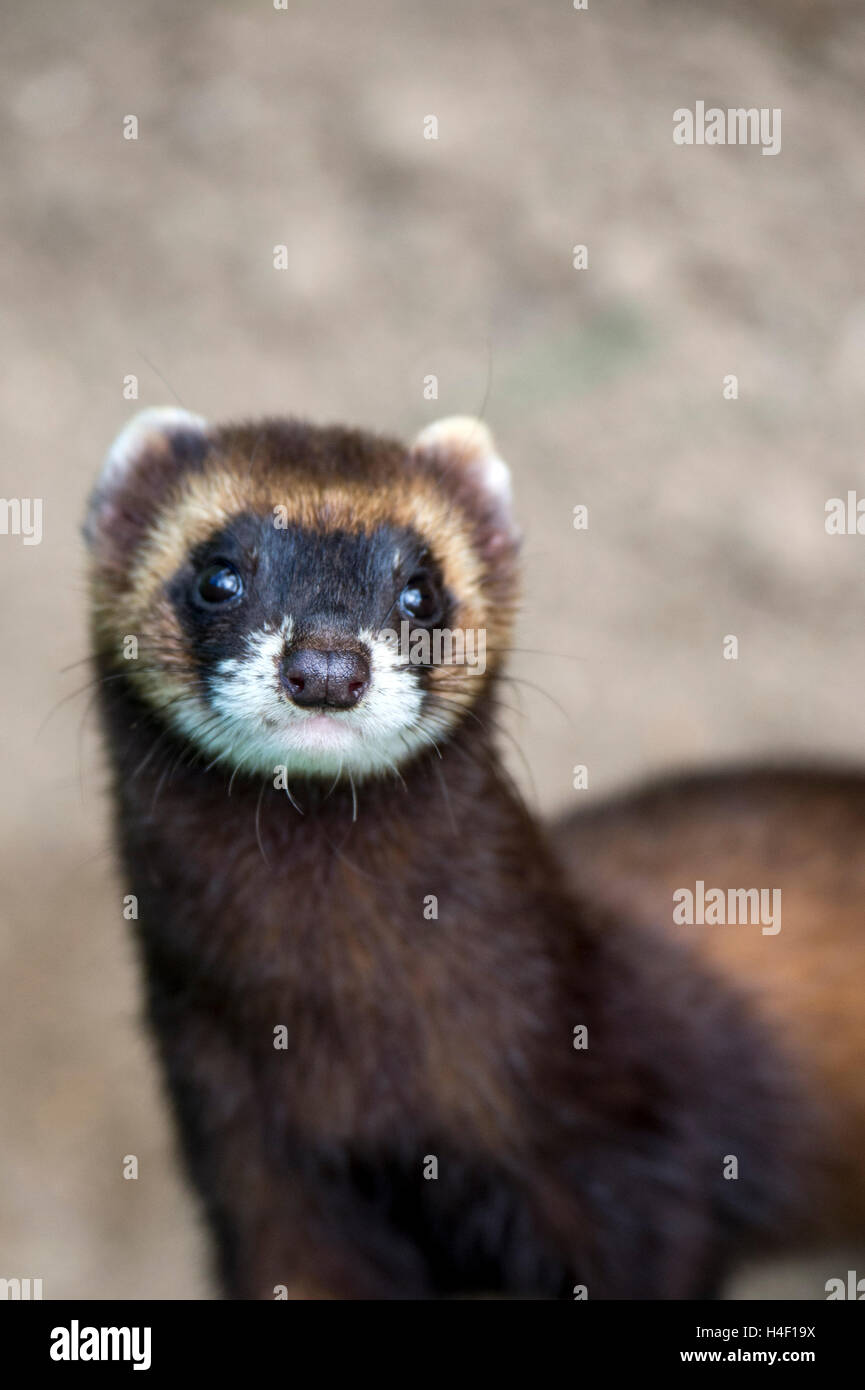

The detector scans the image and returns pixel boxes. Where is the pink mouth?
[292,712,356,748]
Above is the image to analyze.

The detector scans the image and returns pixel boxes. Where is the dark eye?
[398,573,442,624]
[196,562,243,605]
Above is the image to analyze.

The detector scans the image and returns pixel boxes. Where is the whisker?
[254,779,270,866]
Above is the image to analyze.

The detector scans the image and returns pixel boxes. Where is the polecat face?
[85,410,519,781]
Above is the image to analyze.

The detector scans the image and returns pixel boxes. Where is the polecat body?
[556,768,865,1243]
[87,409,829,1299]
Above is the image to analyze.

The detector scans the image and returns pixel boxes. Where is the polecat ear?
[84,407,209,563]
[410,416,519,554]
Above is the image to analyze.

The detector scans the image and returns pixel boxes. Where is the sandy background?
[2,0,865,1298]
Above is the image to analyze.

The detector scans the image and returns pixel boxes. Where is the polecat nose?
[281,649,370,710]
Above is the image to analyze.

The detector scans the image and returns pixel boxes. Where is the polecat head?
[85,410,520,781]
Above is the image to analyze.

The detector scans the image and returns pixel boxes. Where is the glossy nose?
[280,648,370,710]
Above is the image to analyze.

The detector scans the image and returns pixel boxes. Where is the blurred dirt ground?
[2,0,865,1298]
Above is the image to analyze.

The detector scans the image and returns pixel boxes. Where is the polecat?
[86,409,827,1299]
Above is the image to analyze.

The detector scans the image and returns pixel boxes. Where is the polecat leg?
[149,1005,432,1299]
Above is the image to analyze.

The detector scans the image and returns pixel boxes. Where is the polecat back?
[555,767,865,1242]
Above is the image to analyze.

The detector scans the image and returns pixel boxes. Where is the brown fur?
[555,767,865,1238]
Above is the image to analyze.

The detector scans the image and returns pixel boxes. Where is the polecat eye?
[196,562,243,605]
[398,573,442,624]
